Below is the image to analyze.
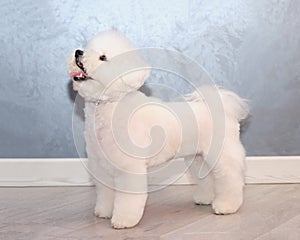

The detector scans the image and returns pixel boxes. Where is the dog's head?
[66,30,150,101]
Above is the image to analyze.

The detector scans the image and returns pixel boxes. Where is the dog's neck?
[84,90,144,106]
[83,100,106,130]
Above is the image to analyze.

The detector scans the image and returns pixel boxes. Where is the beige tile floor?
[0,184,299,240]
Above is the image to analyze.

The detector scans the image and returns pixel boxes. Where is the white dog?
[66,30,249,229]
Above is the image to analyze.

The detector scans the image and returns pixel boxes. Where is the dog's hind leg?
[210,139,246,215]
[187,155,214,205]
[111,162,148,229]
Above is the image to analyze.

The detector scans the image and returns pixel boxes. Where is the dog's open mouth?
[70,71,88,81]
[70,49,89,81]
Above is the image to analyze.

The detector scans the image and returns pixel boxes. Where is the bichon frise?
[66,30,249,229]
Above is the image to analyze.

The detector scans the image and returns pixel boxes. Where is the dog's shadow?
[139,84,152,97]
[67,80,85,121]
[240,114,252,135]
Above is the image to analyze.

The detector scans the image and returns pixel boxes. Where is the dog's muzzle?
[70,49,89,81]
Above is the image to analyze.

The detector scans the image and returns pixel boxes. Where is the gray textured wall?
[0,0,299,157]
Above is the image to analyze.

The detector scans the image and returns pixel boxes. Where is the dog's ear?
[120,67,150,90]
[117,50,151,90]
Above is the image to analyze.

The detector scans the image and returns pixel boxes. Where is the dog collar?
[88,99,103,106]
[86,96,111,106]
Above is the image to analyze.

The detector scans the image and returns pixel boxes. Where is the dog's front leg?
[111,165,148,229]
[94,182,115,219]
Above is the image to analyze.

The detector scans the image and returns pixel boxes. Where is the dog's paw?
[94,207,112,219]
[193,192,214,205]
[111,214,141,229]
[212,197,242,215]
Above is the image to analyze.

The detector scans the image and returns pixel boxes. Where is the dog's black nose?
[75,49,84,58]
[99,54,107,61]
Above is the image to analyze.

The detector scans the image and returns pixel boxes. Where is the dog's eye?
[99,54,107,61]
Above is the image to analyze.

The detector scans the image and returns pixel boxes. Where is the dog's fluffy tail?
[218,87,249,122]
[186,85,249,122]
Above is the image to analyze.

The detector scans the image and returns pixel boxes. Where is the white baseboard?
[245,156,300,184]
[0,157,299,187]
[0,158,92,187]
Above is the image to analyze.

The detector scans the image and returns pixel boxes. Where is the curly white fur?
[66,30,249,229]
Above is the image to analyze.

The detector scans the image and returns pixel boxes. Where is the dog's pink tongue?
[70,72,88,78]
